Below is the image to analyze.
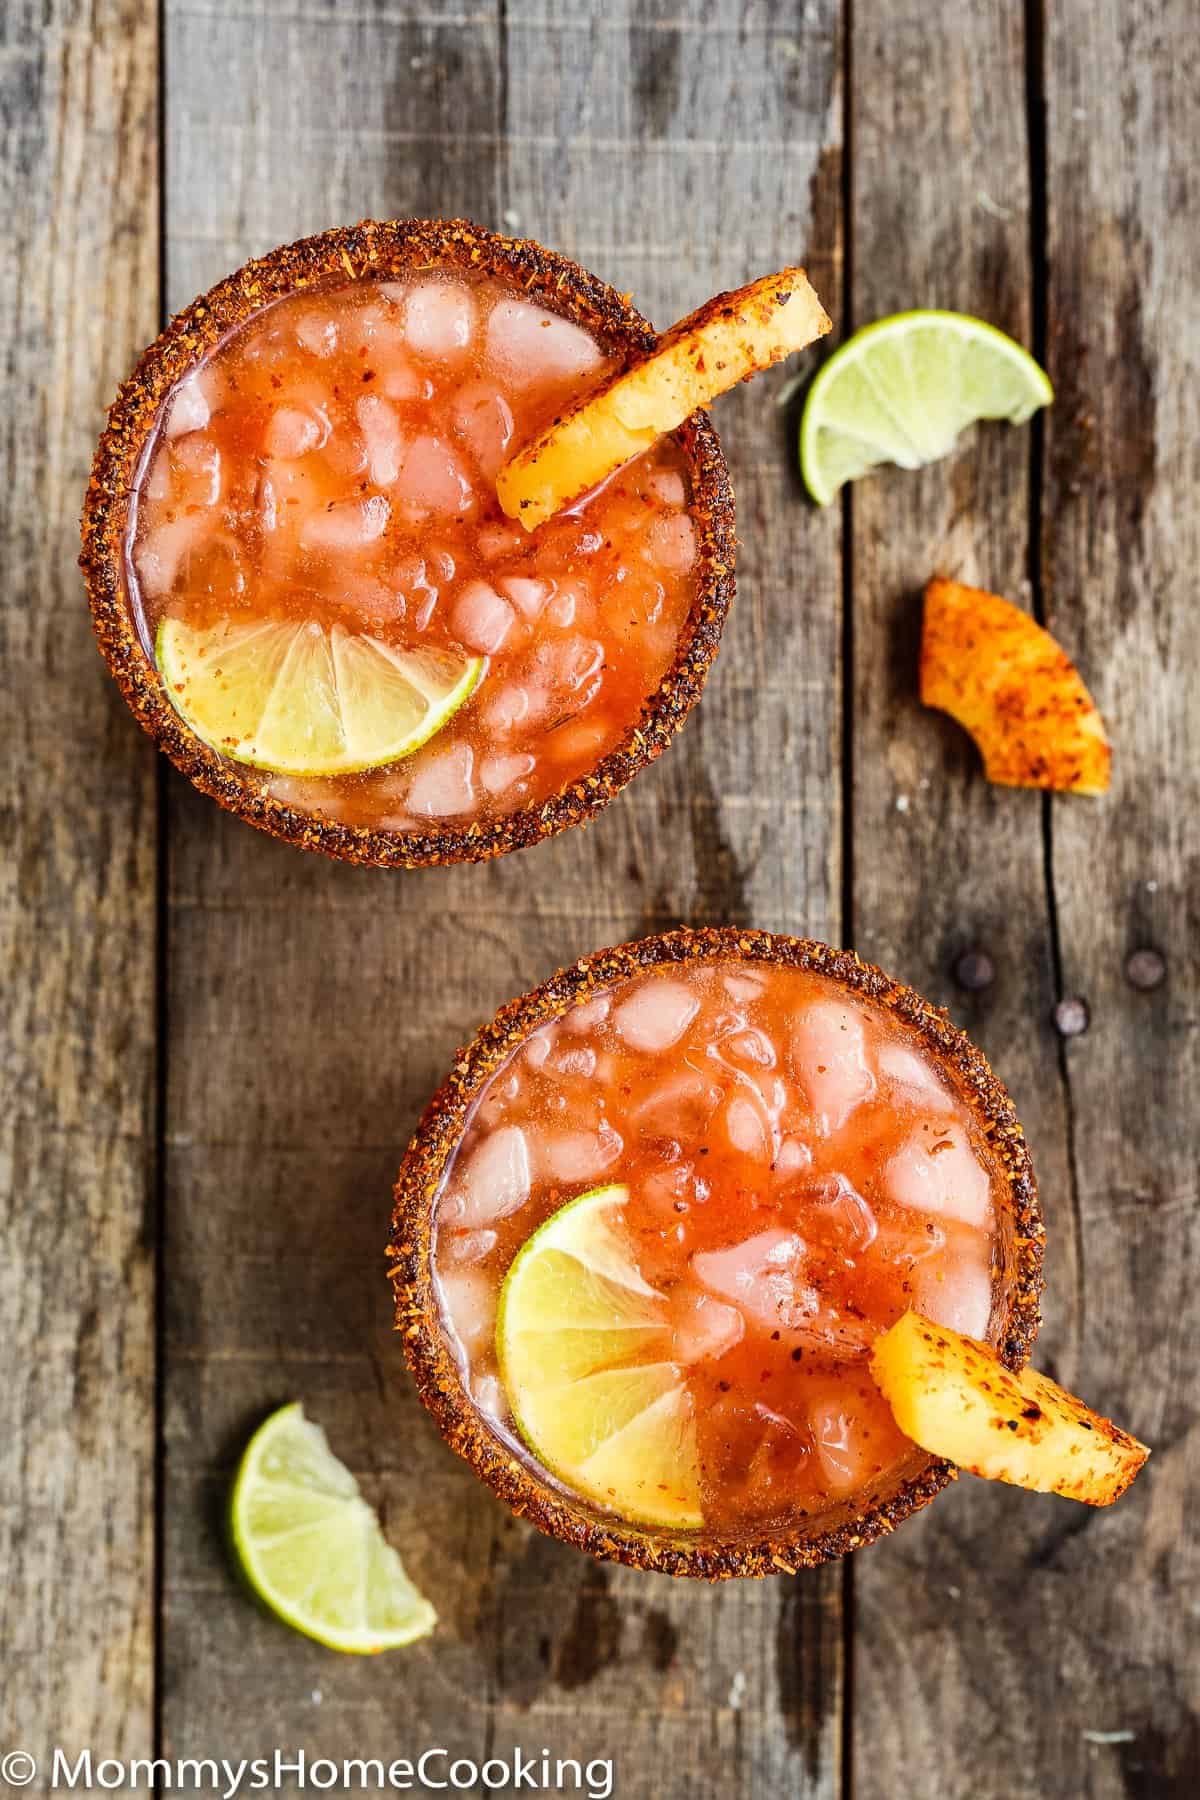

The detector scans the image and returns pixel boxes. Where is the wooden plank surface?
[5,3,1193,1795]
[1036,1,1199,1790]
[0,0,159,1764]
[845,8,1079,1798]
[849,4,1199,1798]
[159,3,845,1795]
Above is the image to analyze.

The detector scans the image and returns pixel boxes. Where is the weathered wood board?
[0,0,159,1766]
[850,3,1198,1796]
[159,3,845,1795]
[3,4,1194,1796]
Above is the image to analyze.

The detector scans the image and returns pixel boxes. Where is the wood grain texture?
[844,7,1081,1799]
[159,3,845,1795]
[0,0,159,1763]
[849,4,1199,1798]
[1035,1,1199,1791]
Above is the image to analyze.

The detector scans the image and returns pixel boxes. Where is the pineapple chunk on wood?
[920,576,1111,794]
[497,268,831,530]
[870,1311,1148,1506]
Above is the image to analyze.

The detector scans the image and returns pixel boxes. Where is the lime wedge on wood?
[496,1185,704,1530]
[157,616,483,776]
[800,310,1053,505]
[230,1402,436,1653]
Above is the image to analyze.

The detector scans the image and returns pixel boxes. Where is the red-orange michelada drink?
[82,221,735,864]
[392,929,1043,1576]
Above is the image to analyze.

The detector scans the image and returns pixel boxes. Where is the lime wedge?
[799,310,1053,505]
[230,1403,437,1653]
[496,1185,703,1530]
[157,616,483,776]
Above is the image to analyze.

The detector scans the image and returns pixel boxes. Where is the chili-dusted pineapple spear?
[871,1310,1148,1506]
[498,268,831,530]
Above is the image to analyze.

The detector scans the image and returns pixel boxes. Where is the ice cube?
[648,469,686,507]
[546,718,610,764]
[556,638,605,696]
[343,302,389,349]
[171,435,222,505]
[564,995,611,1035]
[265,405,327,460]
[884,1125,992,1229]
[412,589,439,632]
[442,1228,499,1266]
[774,1137,813,1177]
[553,1046,597,1078]
[482,684,536,734]
[916,1259,993,1338]
[320,425,369,481]
[640,1161,703,1222]
[451,381,515,477]
[789,1310,878,1359]
[672,1292,745,1364]
[726,1028,776,1068]
[545,585,578,629]
[723,971,766,1003]
[799,1174,878,1252]
[143,446,171,501]
[426,546,457,583]
[301,494,390,552]
[356,394,405,486]
[707,1042,788,1138]
[524,1027,555,1070]
[532,637,604,705]
[792,1001,876,1133]
[394,434,475,513]
[438,1267,496,1361]
[876,1043,954,1111]
[499,576,552,620]
[541,1122,623,1184]
[644,513,697,575]
[163,368,216,438]
[472,1372,506,1422]
[613,978,700,1053]
[404,281,477,358]
[393,552,435,599]
[333,574,404,623]
[692,1229,808,1330]
[869,1216,947,1271]
[476,525,523,560]
[725,1096,770,1158]
[633,1070,722,1136]
[486,298,605,381]
[379,359,426,402]
[447,1125,531,1230]
[133,515,207,598]
[810,1397,872,1495]
[263,458,324,519]
[451,579,515,654]
[479,751,535,796]
[406,742,476,817]
[294,311,340,358]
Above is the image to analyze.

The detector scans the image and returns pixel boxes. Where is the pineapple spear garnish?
[871,1311,1148,1506]
[497,268,831,530]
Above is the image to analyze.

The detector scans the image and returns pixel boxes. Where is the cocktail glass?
[81,220,734,866]
[390,926,1044,1576]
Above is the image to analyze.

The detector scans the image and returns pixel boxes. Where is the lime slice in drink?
[157,616,483,776]
[496,1185,704,1530]
[229,1402,437,1653]
[799,310,1053,505]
